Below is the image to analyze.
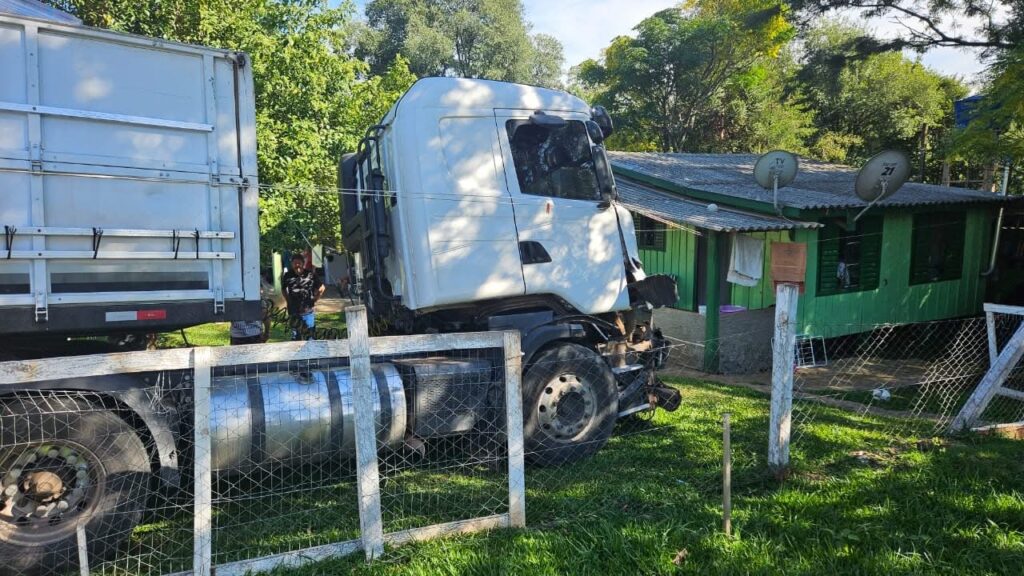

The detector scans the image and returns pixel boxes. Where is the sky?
[349,0,990,85]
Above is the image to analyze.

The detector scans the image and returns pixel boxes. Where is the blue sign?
[954,95,984,129]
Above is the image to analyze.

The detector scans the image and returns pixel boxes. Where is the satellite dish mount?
[753,151,799,215]
[853,150,911,222]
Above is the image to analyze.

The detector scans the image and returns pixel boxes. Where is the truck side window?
[506,119,600,202]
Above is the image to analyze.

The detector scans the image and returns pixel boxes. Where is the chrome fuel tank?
[208,363,406,472]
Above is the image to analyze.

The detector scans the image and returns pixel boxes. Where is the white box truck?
[0,9,261,342]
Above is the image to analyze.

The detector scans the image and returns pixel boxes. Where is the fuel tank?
[208,363,406,471]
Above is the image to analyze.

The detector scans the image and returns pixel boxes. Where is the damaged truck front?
[339,77,682,466]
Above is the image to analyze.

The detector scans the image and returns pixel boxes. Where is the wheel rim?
[0,441,103,545]
[536,372,598,442]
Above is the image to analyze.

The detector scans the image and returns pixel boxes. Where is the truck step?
[612,364,645,375]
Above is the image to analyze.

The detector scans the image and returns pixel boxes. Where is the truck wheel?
[523,343,618,466]
[0,396,150,574]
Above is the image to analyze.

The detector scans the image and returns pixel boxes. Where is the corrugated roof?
[0,0,81,24]
[610,152,1005,211]
[617,178,820,233]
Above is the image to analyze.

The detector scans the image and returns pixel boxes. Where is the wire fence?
[0,307,523,576]
[2,305,1023,574]
[790,311,1024,452]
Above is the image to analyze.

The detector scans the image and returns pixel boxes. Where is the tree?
[786,0,1021,55]
[795,20,966,173]
[357,0,564,87]
[45,0,408,256]
[574,3,795,152]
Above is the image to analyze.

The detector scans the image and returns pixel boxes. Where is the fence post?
[346,305,385,560]
[192,346,213,576]
[503,331,526,528]
[769,283,799,474]
[950,319,1024,432]
[722,412,731,536]
[985,310,998,367]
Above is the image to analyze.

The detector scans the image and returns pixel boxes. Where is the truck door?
[494,111,629,314]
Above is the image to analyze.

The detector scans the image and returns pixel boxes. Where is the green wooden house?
[612,152,1006,373]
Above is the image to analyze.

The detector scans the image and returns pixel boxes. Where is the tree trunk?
[941,159,951,187]
[982,161,998,192]
[918,123,929,182]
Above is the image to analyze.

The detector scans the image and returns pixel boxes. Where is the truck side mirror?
[592,144,617,203]
[591,106,614,139]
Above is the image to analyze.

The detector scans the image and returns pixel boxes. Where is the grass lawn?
[155,312,347,348]
[129,323,1023,575]
[191,379,1022,576]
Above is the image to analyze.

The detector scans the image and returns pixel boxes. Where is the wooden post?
[346,305,385,560]
[704,231,721,372]
[722,412,732,536]
[986,310,999,367]
[192,347,213,576]
[272,251,283,295]
[76,523,89,576]
[950,319,1024,432]
[769,283,799,473]
[503,331,526,528]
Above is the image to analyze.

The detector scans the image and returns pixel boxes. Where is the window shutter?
[817,224,840,295]
[910,212,966,284]
[857,216,883,291]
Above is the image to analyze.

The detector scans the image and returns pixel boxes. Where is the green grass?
[100,353,1022,575]
[155,312,347,348]
[180,379,1022,576]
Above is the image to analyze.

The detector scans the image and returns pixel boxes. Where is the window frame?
[909,211,966,285]
[634,213,667,252]
[816,216,883,296]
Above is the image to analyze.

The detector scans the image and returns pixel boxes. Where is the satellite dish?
[853,150,911,221]
[753,150,799,214]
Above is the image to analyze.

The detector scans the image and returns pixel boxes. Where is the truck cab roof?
[383,77,592,124]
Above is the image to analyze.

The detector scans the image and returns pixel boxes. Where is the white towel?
[727,233,764,287]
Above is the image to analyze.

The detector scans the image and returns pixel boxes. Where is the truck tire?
[0,396,151,574]
[523,343,618,466]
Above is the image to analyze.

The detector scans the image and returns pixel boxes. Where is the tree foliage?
[47,0,416,256]
[357,0,564,87]
[796,21,966,168]
[573,3,798,152]
[786,0,1021,54]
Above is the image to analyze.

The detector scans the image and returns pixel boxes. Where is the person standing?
[282,253,325,340]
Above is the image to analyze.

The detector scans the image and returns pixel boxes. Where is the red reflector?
[137,309,167,321]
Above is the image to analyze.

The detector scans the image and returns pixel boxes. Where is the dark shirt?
[282,269,323,315]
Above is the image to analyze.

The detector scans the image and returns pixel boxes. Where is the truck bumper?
[0,299,262,337]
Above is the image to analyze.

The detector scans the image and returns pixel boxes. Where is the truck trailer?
[0,10,680,574]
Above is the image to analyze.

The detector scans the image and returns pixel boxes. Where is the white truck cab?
[342,77,643,318]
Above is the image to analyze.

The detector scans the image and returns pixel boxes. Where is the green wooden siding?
[796,206,991,338]
[729,230,790,310]
[636,225,698,311]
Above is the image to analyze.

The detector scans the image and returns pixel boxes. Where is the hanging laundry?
[727,233,764,287]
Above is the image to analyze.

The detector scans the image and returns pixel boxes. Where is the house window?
[910,212,966,284]
[817,216,883,295]
[634,213,666,251]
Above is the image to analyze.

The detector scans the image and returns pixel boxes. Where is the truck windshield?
[506,119,600,202]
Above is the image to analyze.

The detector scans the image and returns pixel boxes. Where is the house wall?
[637,227,699,311]
[656,306,775,374]
[794,206,992,338]
[729,230,790,310]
